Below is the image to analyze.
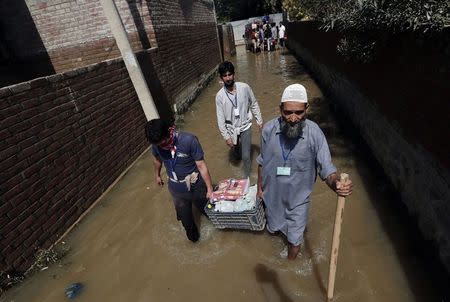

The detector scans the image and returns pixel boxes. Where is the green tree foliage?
[214,0,235,22]
[297,0,449,33]
[263,0,283,13]
[292,0,449,62]
[214,0,283,22]
[323,0,450,32]
[282,0,306,21]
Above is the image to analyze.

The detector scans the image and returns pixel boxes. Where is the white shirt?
[215,82,263,141]
[279,25,286,39]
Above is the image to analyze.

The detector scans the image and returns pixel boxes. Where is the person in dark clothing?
[145,118,213,242]
[264,23,272,51]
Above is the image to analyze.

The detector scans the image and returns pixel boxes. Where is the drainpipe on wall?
[99,0,159,121]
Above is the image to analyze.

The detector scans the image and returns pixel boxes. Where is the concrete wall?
[0,0,221,274]
[218,24,236,60]
[286,21,450,273]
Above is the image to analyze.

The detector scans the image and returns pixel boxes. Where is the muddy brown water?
[2,46,448,302]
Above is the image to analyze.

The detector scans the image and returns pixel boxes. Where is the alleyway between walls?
[2,46,448,302]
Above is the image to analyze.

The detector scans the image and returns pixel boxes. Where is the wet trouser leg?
[192,179,208,216]
[240,127,252,178]
[170,180,208,242]
[232,140,242,160]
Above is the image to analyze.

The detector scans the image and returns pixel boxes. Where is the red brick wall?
[0,0,220,275]
[0,0,156,71]
[143,0,221,108]
[0,57,148,273]
[0,0,221,108]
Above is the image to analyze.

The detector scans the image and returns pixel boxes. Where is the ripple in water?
[241,227,331,278]
[151,217,236,265]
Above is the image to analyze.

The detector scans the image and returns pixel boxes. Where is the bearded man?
[215,61,263,178]
[256,84,353,260]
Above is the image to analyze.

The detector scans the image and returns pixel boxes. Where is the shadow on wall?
[126,0,152,49]
[143,0,222,112]
[0,0,55,88]
[217,25,225,61]
[136,51,174,122]
[179,0,193,18]
[125,0,173,120]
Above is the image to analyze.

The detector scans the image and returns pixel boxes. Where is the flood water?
[2,46,449,302]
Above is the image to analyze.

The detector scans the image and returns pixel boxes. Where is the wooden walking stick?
[327,173,349,301]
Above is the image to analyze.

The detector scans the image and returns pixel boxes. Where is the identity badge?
[276,166,291,176]
[233,107,240,117]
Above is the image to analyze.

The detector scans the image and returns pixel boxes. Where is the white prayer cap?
[280,84,308,103]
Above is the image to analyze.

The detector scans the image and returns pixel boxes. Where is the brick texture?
[0,59,148,273]
[1,0,156,68]
[0,0,221,274]
[0,0,221,106]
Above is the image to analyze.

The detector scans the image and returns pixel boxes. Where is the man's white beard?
[281,119,305,139]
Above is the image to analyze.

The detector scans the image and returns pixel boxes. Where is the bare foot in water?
[287,243,300,260]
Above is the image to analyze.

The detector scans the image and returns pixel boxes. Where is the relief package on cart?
[212,185,258,213]
[209,178,250,202]
[205,179,266,231]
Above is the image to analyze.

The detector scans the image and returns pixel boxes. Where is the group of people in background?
[145,60,352,260]
[248,21,286,53]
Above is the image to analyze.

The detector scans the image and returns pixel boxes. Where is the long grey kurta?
[256,117,337,246]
